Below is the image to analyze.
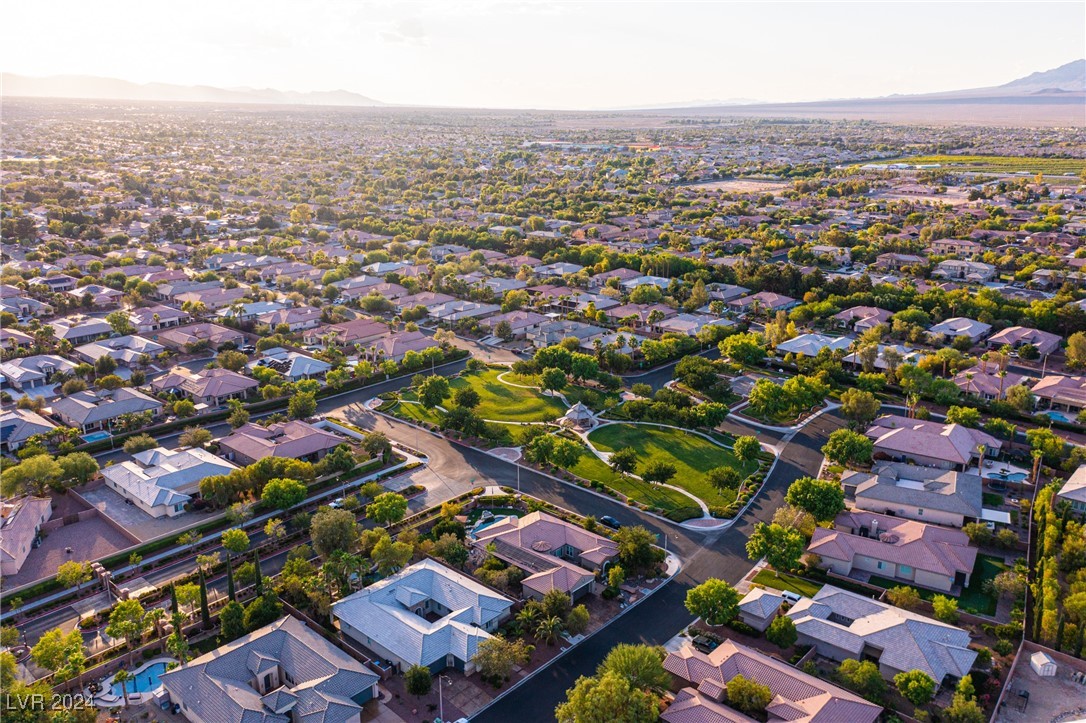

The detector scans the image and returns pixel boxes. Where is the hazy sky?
[5,0,1083,109]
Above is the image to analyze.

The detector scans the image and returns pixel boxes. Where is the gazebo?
[561,402,595,430]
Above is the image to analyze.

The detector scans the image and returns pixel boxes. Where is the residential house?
[986,326,1062,357]
[160,616,380,723]
[174,286,249,311]
[0,328,34,351]
[66,284,123,308]
[526,320,605,349]
[152,368,258,407]
[927,317,993,344]
[1031,374,1086,415]
[0,497,52,576]
[876,252,925,270]
[844,462,984,527]
[333,559,514,675]
[0,355,76,392]
[952,368,1028,400]
[304,318,389,347]
[73,335,164,368]
[933,260,997,282]
[0,294,54,320]
[127,305,191,333]
[786,586,976,685]
[603,303,676,329]
[257,306,323,332]
[535,261,584,278]
[736,588,784,632]
[776,333,854,358]
[832,306,892,333]
[218,420,343,465]
[52,388,165,433]
[249,348,332,382]
[50,316,113,345]
[478,310,550,340]
[156,323,245,352]
[931,237,984,256]
[29,274,78,293]
[662,639,881,723]
[101,447,238,518]
[1057,465,1086,514]
[360,331,440,364]
[654,313,735,337]
[842,343,922,372]
[810,244,851,264]
[808,510,977,593]
[727,291,797,314]
[472,511,618,600]
[0,408,56,453]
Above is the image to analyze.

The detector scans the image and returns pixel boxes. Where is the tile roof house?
[844,462,984,527]
[986,326,1062,357]
[952,368,1028,401]
[155,323,245,352]
[0,408,56,453]
[52,388,164,433]
[101,447,238,518]
[127,304,192,333]
[1031,374,1086,414]
[333,559,514,675]
[0,497,52,576]
[786,585,977,685]
[809,510,978,593]
[927,317,993,344]
[478,310,550,339]
[736,588,784,632]
[73,335,164,367]
[303,318,389,347]
[257,306,324,332]
[775,333,854,358]
[49,316,113,345]
[865,414,1001,471]
[832,306,893,332]
[0,355,77,392]
[471,511,618,600]
[161,615,380,723]
[1057,465,1086,514]
[359,331,440,364]
[727,291,798,314]
[218,421,343,465]
[662,639,881,723]
[250,348,332,382]
[152,368,258,406]
[933,259,997,283]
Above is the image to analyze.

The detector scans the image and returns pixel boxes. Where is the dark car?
[600,515,622,530]
[692,635,718,654]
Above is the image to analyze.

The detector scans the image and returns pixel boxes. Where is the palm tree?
[515,605,541,633]
[113,669,131,708]
[998,370,1008,400]
[536,616,564,645]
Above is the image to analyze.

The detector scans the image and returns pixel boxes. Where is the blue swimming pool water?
[82,431,112,443]
[115,662,168,694]
[1041,410,1074,424]
[988,471,1028,483]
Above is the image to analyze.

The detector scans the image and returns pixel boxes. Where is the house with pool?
[332,558,513,675]
[160,615,380,723]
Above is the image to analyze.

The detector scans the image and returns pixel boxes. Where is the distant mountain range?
[3,60,1083,126]
[1,74,385,107]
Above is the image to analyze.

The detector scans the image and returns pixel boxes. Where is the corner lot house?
[662,639,881,723]
[161,615,380,723]
[844,463,983,527]
[472,511,618,600]
[865,415,1001,471]
[808,510,977,593]
[0,497,52,576]
[786,586,976,685]
[101,447,238,518]
[333,559,514,675]
[218,421,343,464]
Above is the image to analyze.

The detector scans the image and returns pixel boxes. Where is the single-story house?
[102,446,238,518]
[776,333,854,358]
[73,335,164,368]
[986,326,1062,357]
[1031,374,1086,414]
[865,414,1001,471]
[1057,465,1086,514]
[155,323,245,351]
[218,421,343,464]
[736,588,784,632]
[844,462,983,528]
[0,497,52,576]
[0,408,56,452]
[152,368,259,406]
[927,317,993,344]
[832,306,892,332]
[952,368,1028,401]
[52,388,164,433]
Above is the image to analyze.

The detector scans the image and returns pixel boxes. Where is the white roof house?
[927,317,993,343]
[776,333,854,358]
[101,447,238,518]
[332,559,514,675]
[786,585,977,685]
[1057,465,1086,514]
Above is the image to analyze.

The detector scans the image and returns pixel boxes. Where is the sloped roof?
[160,616,379,723]
[786,586,976,682]
[845,461,983,517]
[332,559,513,668]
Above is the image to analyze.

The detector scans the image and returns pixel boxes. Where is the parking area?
[79,486,215,541]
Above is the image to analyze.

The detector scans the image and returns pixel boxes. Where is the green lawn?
[588,423,757,507]
[451,369,568,422]
[561,443,701,518]
[752,569,824,598]
[393,399,445,426]
[983,492,1005,507]
[866,554,1006,615]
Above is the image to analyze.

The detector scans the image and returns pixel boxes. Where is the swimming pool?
[988,471,1028,483]
[114,661,168,695]
[470,515,509,537]
[1041,410,1075,424]
[82,431,112,443]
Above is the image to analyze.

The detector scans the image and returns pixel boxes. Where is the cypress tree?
[226,554,236,601]
[253,550,264,596]
[198,568,211,628]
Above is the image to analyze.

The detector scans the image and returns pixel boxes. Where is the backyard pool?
[1041,410,1075,424]
[470,515,510,538]
[988,471,1028,483]
[82,431,112,443]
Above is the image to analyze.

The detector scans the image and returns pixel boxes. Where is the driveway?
[79,486,216,541]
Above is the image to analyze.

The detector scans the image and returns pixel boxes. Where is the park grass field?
[862,154,1085,176]
[588,423,757,507]
[451,368,568,422]
[561,442,701,518]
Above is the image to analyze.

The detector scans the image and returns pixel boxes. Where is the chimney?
[870,519,878,536]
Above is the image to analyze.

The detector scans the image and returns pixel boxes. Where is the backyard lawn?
[561,442,702,519]
[588,423,757,507]
[867,554,1007,615]
[752,569,824,598]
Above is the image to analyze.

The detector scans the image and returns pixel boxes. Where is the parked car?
[599,515,622,530]
[692,634,718,654]
[780,590,802,604]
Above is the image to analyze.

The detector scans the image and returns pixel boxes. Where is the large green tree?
[684,578,741,626]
